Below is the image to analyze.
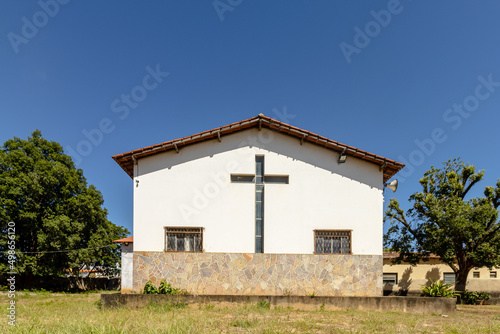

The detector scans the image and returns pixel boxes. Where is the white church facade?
[113,114,404,296]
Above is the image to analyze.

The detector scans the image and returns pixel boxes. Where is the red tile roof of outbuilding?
[113,236,133,243]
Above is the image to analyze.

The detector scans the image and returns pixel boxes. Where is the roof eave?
[112,114,405,182]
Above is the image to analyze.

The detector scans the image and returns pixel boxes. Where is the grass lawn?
[1,291,500,333]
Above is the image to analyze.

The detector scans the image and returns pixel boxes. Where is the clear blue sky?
[1,1,499,236]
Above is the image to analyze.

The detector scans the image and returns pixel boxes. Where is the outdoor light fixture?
[384,179,398,192]
[338,153,347,164]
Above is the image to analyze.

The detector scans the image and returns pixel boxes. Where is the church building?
[113,114,404,296]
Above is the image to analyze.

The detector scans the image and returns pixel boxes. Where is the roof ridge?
[112,114,404,182]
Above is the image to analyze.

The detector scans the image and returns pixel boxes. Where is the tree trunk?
[454,268,471,292]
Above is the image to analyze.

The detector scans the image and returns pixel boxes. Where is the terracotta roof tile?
[113,236,133,243]
[112,114,404,183]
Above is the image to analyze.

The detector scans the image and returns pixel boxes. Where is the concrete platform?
[101,293,457,314]
[487,298,500,305]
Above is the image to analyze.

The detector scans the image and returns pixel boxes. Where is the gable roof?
[112,114,404,183]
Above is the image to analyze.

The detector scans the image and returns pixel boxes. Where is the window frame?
[164,227,204,253]
[490,271,497,279]
[473,271,480,278]
[383,273,398,285]
[443,272,456,285]
[314,230,352,255]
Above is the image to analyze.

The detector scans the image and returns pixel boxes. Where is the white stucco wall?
[121,243,133,292]
[133,128,384,255]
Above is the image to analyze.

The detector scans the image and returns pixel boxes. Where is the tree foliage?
[0,130,128,277]
[384,158,500,291]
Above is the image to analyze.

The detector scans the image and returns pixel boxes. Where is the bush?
[143,281,159,294]
[460,290,491,305]
[143,280,186,295]
[421,279,458,298]
[158,280,174,294]
[478,291,491,301]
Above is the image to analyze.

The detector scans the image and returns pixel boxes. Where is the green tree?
[0,130,128,279]
[385,158,500,292]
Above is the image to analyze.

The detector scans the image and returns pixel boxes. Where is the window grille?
[314,230,351,254]
[443,273,456,285]
[164,227,203,252]
[383,273,398,285]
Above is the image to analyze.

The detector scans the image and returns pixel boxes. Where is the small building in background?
[113,236,134,293]
[383,252,500,296]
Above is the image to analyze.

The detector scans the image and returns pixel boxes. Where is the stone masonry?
[133,252,383,296]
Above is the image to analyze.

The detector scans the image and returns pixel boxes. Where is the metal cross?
[231,156,289,253]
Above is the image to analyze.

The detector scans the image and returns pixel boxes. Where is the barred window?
[383,273,398,285]
[314,230,351,254]
[443,273,456,285]
[164,227,203,252]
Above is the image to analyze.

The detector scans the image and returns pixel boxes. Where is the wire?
[4,244,116,254]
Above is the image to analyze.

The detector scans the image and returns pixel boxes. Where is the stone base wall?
[133,252,382,296]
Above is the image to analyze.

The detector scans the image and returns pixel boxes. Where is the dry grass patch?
[1,292,499,333]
